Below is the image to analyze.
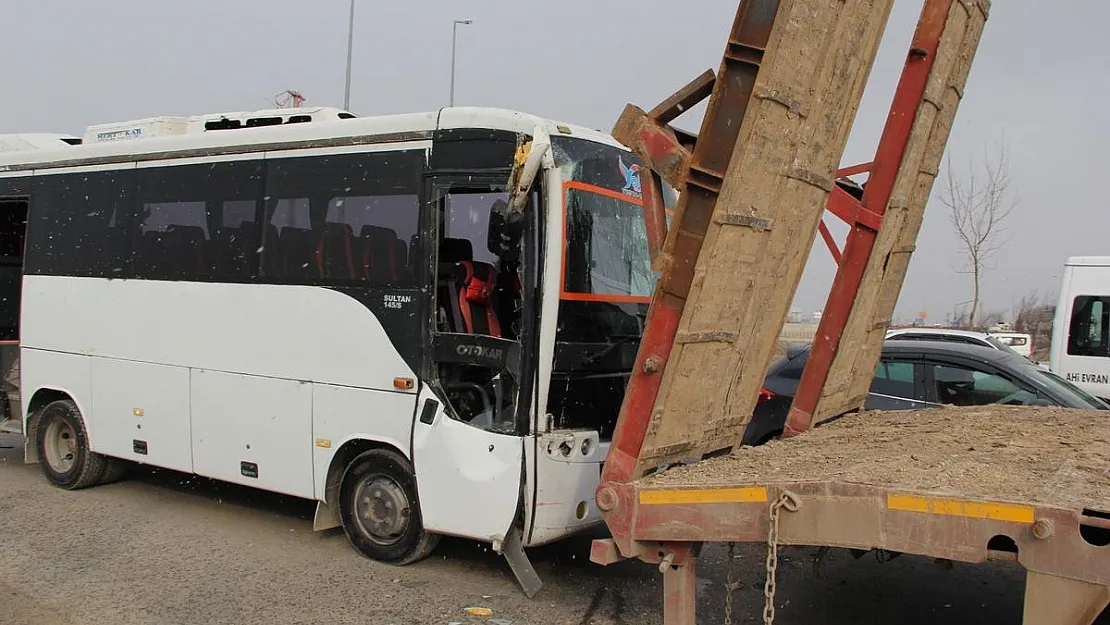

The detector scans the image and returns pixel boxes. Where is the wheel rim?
[43,417,78,474]
[353,474,411,546]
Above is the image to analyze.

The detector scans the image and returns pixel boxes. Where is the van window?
[1068,296,1110,358]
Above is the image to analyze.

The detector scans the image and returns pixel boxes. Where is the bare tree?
[1013,289,1043,334]
[941,139,1017,329]
[978,309,1006,330]
[1013,289,1056,362]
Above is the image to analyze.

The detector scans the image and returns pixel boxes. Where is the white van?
[1051,256,1110,401]
[988,331,1034,358]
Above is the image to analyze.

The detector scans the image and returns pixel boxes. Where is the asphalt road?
[0,432,1036,625]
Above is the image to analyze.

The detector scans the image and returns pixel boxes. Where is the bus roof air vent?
[82,107,357,142]
[0,134,83,152]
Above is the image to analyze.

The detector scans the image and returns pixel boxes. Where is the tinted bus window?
[219,200,261,279]
[325,194,420,282]
[134,161,263,281]
[262,150,422,286]
[26,169,136,278]
[0,198,27,261]
[0,196,27,340]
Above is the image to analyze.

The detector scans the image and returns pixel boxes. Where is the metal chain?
[724,542,737,625]
[763,492,801,625]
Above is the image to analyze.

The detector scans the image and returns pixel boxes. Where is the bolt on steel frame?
[592,1,1110,624]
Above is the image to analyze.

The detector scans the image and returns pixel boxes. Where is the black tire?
[338,448,440,565]
[98,457,130,484]
[35,399,112,490]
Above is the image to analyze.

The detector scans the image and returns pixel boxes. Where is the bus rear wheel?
[338,448,439,565]
[35,399,118,490]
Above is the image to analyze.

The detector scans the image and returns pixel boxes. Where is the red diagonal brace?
[825,185,884,232]
[836,162,873,178]
[785,0,954,437]
[818,220,841,264]
[642,170,669,270]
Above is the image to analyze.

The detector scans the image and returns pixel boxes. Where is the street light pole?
[343,0,355,110]
[449,19,472,107]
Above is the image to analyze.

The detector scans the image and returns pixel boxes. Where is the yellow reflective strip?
[639,487,768,505]
[888,493,930,513]
[887,493,1035,524]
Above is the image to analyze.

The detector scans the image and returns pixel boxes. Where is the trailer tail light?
[758,387,775,404]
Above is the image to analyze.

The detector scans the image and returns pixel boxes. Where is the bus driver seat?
[437,237,501,338]
[455,260,501,338]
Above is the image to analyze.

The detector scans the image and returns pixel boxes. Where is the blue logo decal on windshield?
[619,157,642,197]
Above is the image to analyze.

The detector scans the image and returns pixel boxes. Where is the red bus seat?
[453,260,500,337]
[316,222,356,280]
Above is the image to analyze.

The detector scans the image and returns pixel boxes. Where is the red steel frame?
[590,0,998,620]
[598,0,951,529]
[590,3,1110,623]
[784,0,954,437]
[601,0,781,492]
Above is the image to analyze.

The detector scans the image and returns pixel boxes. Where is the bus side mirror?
[494,125,552,260]
[487,199,523,260]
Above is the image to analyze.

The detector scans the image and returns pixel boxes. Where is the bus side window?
[133,160,263,282]
[326,195,420,284]
[262,152,421,287]
[0,198,27,262]
[1068,296,1110,358]
[0,198,27,341]
[137,200,210,280]
[266,198,315,280]
[217,200,261,279]
[26,170,135,279]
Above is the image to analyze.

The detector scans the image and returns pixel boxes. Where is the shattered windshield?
[564,184,654,299]
[552,136,657,303]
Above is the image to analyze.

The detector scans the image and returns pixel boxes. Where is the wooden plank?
[814,0,991,421]
[634,0,897,474]
[648,70,717,124]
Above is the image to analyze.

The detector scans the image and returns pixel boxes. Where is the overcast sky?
[2,0,1106,325]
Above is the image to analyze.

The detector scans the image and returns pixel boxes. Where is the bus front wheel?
[35,399,119,490]
[338,448,440,565]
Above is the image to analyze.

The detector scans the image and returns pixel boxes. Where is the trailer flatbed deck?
[642,406,1110,512]
[597,407,1110,624]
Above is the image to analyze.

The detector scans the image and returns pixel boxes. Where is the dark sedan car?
[743,339,1108,446]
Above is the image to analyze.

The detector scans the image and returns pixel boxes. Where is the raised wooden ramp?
[581,1,1107,624]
